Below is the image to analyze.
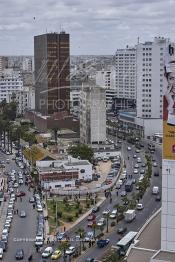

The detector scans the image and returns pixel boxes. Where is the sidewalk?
[0,200,8,235]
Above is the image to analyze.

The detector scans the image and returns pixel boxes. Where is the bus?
[125,180,133,192]
[112,231,138,256]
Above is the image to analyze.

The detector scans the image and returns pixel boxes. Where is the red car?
[16,191,26,197]
[87,214,96,221]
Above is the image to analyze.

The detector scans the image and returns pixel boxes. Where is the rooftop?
[152,250,175,261]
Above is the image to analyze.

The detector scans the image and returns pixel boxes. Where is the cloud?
[0,0,175,55]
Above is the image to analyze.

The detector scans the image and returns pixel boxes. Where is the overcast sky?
[0,0,175,55]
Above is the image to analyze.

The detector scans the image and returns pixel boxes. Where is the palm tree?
[52,127,60,145]
[75,228,85,254]
[59,241,70,262]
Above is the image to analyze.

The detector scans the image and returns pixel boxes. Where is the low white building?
[36,156,93,188]
[93,149,121,160]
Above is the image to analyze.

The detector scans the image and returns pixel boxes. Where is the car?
[97,218,106,227]
[92,206,99,213]
[140,169,145,174]
[16,191,25,197]
[109,209,117,219]
[85,258,95,262]
[97,239,110,248]
[51,249,62,260]
[120,191,127,197]
[135,149,140,153]
[87,214,96,221]
[8,204,13,210]
[20,211,26,218]
[133,169,138,174]
[35,236,44,246]
[56,232,65,241]
[133,154,137,158]
[13,183,18,188]
[117,226,127,235]
[156,195,161,201]
[84,232,94,242]
[42,247,53,258]
[4,221,11,229]
[29,197,35,203]
[0,240,7,251]
[6,159,10,163]
[153,162,158,167]
[137,203,144,210]
[142,163,146,167]
[37,205,43,212]
[102,209,110,216]
[132,178,136,184]
[18,179,23,185]
[65,246,76,256]
[134,164,139,169]
[0,247,3,259]
[15,249,24,260]
[154,172,159,176]
[127,146,131,151]
[137,157,141,163]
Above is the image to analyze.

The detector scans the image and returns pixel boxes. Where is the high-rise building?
[136,37,168,119]
[115,47,136,100]
[34,32,70,115]
[80,82,106,144]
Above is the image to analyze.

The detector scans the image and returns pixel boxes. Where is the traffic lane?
[3,184,37,261]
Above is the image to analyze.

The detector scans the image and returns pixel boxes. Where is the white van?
[152,186,159,195]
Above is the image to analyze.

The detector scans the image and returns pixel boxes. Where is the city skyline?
[0,0,175,55]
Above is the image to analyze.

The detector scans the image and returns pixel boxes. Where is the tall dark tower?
[34,32,70,115]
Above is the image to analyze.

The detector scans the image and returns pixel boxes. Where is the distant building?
[22,57,33,72]
[115,47,136,100]
[80,82,106,144]
[0,69,23,102]
[95,67,115,90]
[8,87,35,116]
[70,87,80,117]
[34,32,70,115]
[0,56,8,74]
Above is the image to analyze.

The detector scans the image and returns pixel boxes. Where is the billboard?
[163,44,175,160]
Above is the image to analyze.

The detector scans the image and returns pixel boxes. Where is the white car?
[7,211,13,219]
[65,246,76,256]
[6,216,12,223]
[4,221,11,229]
[18,179,23,185]
[137,157,142,163]
[8,204,13,209]
[127,146,131,151]
[133,169,138,174]
[35,236,44,246]
[0,247,3,259]
[137,203,144,210]
[42,247,53,258]
[153,162,158,167]
[102,209,110,216]
[13,183,18,188]
[97,218,106,227]
[37,205,43,212]
[109,209,117,219]
[134,164,139,169]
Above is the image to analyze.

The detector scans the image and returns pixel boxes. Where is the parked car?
[97,239,110,248]
[87,214,96,221]
[92,206,99,213]
[16,191,25,197]
[137,203,144,210]
[65,246,76,256]
[117,226,127,235]
[51,249,62,260]
[120,191,127,197]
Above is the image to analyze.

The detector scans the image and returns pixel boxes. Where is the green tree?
[68,144,94,162]
[59,241,70,262]
[75,228,86,253]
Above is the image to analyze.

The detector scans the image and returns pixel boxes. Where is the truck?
[97,239,110,248]
[124,210,136,222]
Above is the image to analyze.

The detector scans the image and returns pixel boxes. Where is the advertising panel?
[163,44,175,160]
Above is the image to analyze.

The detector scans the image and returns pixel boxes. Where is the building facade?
[34,32,70,115]
[115,47,136,99]
[0,56,8,75]
[136,37,168,119]
[80,83,106,144]
[0,69,23,102]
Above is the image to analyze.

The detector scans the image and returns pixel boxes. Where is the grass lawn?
[47,198,97,233]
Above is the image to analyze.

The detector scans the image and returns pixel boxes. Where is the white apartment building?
[80,82,106,144]
[70,87,80,117]
[106,89,117,111]
[96,67,115,90]
[22,57,33,72]
[115,47,136,99]
[0,69,23,102]
[8,86,35,115]
[136,37,168,119]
